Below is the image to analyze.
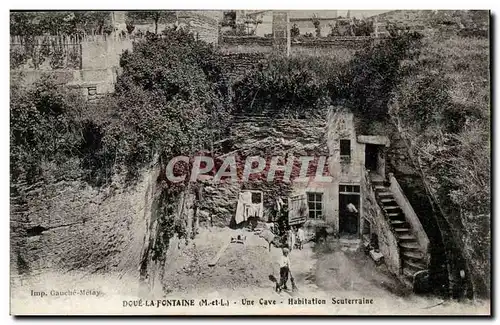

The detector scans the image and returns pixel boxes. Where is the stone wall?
[11,35,133,98]
[219,35,366,60]
[178,11,220,45]
[361,169,401,276]
[219,37,273,54]
[195,114,329,227]
[197,181,242,227]
[220,53,269,82]
[10,168,159,282]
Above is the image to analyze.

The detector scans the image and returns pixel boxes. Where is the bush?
[106,28,230,181]
[233,55,346,118]
[10,76,87,184]
[342,31,424,123]
[11,28,232,187]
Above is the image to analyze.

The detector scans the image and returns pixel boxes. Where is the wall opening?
[340,139,351,162]
[339,186,360,238]
[365,144,379,172]
[362,218,371,236]
[306,192,323,220]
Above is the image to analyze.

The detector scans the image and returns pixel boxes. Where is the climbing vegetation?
[11,28,231,187]
[388,36,490,297]
[233,55,345,117]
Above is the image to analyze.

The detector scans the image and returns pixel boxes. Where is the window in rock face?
[307,192,323,220]
[340,139,351,162]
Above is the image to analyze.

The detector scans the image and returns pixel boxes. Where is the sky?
[337,10,392,18]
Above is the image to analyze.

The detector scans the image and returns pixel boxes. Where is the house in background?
[284,107,430,287]
[287,108,390,239]
[222,10,339,37]
[289,10,338,37]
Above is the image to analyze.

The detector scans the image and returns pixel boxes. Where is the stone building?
[221,107,430,287]
[289,10,338,37]
[228,10,338,38]
[282,108,389,239]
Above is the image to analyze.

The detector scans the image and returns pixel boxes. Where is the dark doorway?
[365,144,378,171]
[339,193,360,237]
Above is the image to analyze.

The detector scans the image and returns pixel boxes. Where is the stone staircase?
[372,179,428,285]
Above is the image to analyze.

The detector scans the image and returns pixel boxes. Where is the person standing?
[346,202,359,234]
[296,226,305,250]
[277,247,292,292]
[287,227,296,251]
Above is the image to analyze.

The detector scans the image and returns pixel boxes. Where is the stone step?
[380,198,396,203]
[390,220,407,226]
[387,212,401,218]
[399,242,420,250]
[403,259,427,271]
[403,267,416,279]
[398,234,416,241]
[377,192,393,197]
[383,205,400,210]
[402,250,425,260]
[394,227,410,232]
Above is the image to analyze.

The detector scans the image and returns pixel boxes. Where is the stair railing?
[387,173,430,266]
[362,167,403,275]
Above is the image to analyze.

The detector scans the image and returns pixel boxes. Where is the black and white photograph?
[8,8,491,315]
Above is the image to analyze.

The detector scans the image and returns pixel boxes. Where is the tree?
[290,23,300,38]
[352,18,374,36]
[10,11,112,36]
[312,16,321,37]
[108,28,230,178]
[221,11,236,28]
[126,21,135,34]
[126,11,176,35]
[10,76,87,183]
[242,15,263,36]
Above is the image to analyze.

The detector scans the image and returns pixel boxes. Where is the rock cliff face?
[194,114,329,227]
[9,113,331,292]
[10,168,159,285]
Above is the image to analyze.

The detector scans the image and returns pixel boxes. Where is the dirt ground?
[162,227,409,296]
[10,226,490,315]
[162,227,275,293]
[160,227,490,315]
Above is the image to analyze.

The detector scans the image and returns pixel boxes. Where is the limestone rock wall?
[195,115,329,228]
[10,168,159,282]
[361,170,401,276]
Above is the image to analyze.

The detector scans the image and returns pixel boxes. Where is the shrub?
[10,76,87,183]
[342,31,424,123]
[101,28,231,182]
[233,55,346,118]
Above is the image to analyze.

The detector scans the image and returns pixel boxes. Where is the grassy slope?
[393,35,490,297]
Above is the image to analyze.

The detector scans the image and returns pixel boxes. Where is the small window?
[307,192,323,220]
[340,139,351,161]
[363,219,371,235]
[87,86,97,96]
[340,184,360,194]
[251,192,262,204]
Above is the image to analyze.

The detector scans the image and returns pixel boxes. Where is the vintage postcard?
[10,9,491,315]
